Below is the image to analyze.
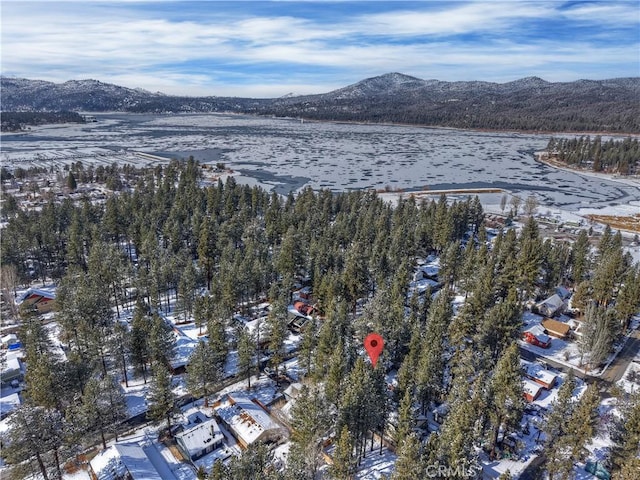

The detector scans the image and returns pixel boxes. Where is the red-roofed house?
[523,324,552,348]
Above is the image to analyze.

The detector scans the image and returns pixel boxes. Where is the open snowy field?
[2,113,639,210]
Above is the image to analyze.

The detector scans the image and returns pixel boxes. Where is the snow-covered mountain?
[2,74,639,132]
[1,77,164,112]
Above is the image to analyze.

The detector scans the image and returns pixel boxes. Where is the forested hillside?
[3,74,639,133]
[545,136,640,175]
[1,161,639,479]
[0,111,85,132]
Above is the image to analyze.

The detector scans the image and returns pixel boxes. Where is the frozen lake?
[2,113,639,210]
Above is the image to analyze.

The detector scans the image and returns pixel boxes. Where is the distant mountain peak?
[329,72,428,99]
[2,75,638,132]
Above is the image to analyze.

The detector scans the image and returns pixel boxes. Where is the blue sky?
[2,1,639,97]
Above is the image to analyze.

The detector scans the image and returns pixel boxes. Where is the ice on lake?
[2,113,638,210]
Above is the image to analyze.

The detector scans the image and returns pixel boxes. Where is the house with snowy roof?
[175,413,225,461]
[522,324,551,348]
[170,335,200,374]
[89,443,163,480]
[521,360,557,390]
[523,378,543,403]
[215,392,286,449]
[17,288,56,313]
[536,294,564,318]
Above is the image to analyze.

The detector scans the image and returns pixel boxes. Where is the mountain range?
[2,73,639,132]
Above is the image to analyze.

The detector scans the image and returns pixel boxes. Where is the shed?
[541,318,571,339]
[283,382,304,402]
[1,334,18,349]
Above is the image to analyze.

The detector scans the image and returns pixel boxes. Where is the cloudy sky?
[2,1,638,97]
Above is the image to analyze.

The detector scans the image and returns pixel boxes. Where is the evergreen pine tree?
[611,393,640,472]
[544,372,577,479]
[288,384,331,479]
[186,340,220,407]
[4,402,69,480]
[237,325,256,389]
[565,383,600,464]
[392,433,423,480]
[331,426,355,480]
[147,362,177,435]
[488,343,525,460]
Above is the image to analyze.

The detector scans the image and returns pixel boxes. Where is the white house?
[175,414,225,461]
[536,294,564,318]
[215,393,285,449]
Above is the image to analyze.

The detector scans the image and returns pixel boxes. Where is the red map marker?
[364,333,384,367]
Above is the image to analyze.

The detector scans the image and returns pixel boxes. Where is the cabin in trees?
[215,393,286,449]
[174,412,225,461]
[522,324,552,348]
[522,378,543,402]
[16,288,56,313]
[541,318,572,340]
[291,300,315,317]
[287,315,310,333]
[89,443,163,480]
[536,294,564,318]
[521,360,557,390]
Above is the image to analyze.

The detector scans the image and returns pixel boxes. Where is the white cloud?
[1,1,638,97]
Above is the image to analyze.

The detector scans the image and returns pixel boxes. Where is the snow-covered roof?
[2,357,21,374]
[175,417,224,458]
[245,318,269,338]
[524,324,551,344]
[287,304,312,320]
[283,382,303,400]
[522,379,542,398]
[17,287,56,303]
[521,360,557,387]
[419,264,440,277]
[171,335,199,369]
[1,334,18,346]
[216,392,283,446]
[537,294,564,312]
[409,278,440,291]
[90,443,162,480]
[0,392,21,417]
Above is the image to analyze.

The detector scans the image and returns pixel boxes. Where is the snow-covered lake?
[2,113,639,210]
